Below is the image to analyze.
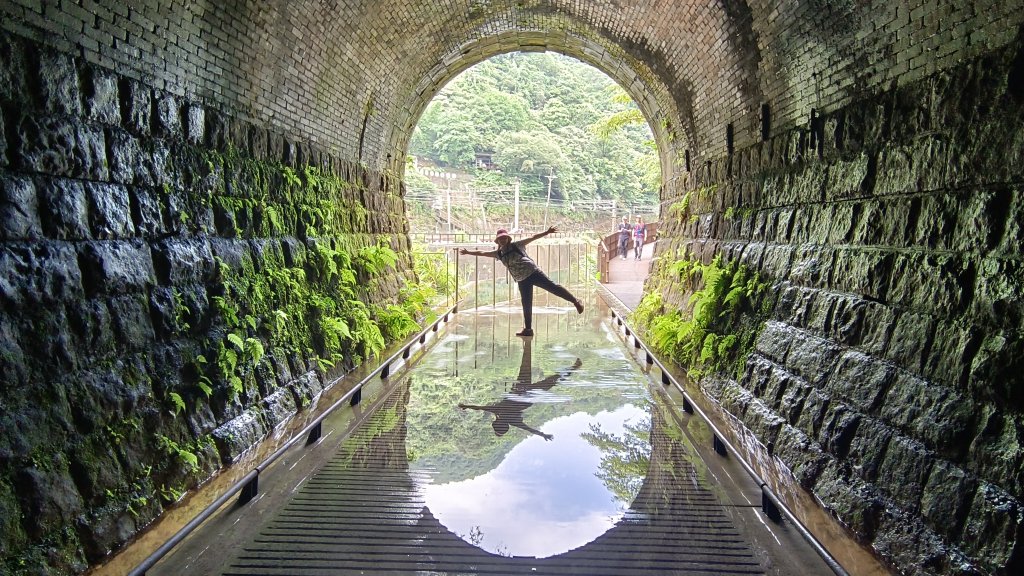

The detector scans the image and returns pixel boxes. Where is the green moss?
[632,254,768,379]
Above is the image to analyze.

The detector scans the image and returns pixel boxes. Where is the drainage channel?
[138,289,844,575]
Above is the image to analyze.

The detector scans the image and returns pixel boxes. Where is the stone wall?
[643,32,1024,576]
[0,30,417,574]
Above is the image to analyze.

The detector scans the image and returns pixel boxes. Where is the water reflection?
[408,306,653,558]
[457,338,580,440]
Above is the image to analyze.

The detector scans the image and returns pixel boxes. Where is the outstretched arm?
[513,421,554,441]
[458,403,497,414]
[459,248,498,257]
[522,226,557,246]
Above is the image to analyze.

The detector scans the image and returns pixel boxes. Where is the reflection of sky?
[420,404,647,558]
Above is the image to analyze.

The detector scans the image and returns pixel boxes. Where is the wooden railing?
[597,222,658,283]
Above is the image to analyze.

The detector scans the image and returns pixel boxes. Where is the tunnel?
[0,2,1021,575]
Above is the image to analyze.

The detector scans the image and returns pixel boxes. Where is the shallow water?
[130,288,848,575]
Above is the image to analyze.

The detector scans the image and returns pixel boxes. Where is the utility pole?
[543,169,556,228]
[513,178,520,231]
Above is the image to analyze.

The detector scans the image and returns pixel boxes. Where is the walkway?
[603,241,657,310]
[140,288,841,575]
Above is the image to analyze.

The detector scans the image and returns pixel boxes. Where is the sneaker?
[573,300,584,314]
[516,328,534,337]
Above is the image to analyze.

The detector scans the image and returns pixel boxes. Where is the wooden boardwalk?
[601,241,656,310]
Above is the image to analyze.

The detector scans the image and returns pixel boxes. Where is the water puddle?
[407,298,654,557]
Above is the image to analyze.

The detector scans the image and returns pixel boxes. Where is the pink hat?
[494,228,512,243]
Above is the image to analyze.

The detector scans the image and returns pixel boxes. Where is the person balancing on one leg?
[459,226,584,337]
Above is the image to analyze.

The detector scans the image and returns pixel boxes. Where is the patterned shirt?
[497,241,539,282]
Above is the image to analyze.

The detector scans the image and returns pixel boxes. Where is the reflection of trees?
[580,416,651,504]
[407,342,630,484]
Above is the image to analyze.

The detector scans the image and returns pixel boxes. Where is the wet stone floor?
[149,288,837,575]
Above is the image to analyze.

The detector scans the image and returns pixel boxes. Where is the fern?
[168,392,185,415]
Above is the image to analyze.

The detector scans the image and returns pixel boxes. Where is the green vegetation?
[409,52,659,209]
[632,254,768,379]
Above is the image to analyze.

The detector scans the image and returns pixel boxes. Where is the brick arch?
[387,32,686,190]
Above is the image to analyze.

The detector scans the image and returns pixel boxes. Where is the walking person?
[632,216,646,260]
[617,216,631,260]
[459,227,584,337]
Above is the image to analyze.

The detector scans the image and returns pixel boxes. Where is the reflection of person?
[632,216,646,260]
[458,339,582,441]
[617,216,631,260]
[459,227,583,337]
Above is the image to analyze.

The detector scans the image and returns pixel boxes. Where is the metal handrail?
[128,304,459,576]
[607,308,850,576]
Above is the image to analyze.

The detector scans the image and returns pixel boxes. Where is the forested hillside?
[408,52,659,215]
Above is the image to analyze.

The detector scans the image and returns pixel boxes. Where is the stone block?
[86,182,133,239]
[744,354,774,397]
[65,298,115,359]
[875,144,922,197]
[204,108,228,150]
[261,386,298,430]
[920,459,977,542]
[826,350,894,414]
[813,460,884,540]
[108,293,156,351]
[973,257,1024,330]
[825,202,856,245]
[871,509,968,576]
[790,245,834,289]
[818,401,861,459]
[921,320,978,387]
[83,67,121,125]
[778,425,832,489]
[952,189,1010,253]
[753,320,794,364]
[153,92,182,138]
[0,244,84,306]
[794,386,831,439]
[76,496,153,562]
[969,330,1024,412]
[77,240,156,296]
[38,177,90,240]
[0,175,42,239]
[211,408,269,465]
[0,106,6,168]
[184,102,205,145]
[130,185,165,238]
[151,238,215,285]
[36,50,82,118]
[886,311,933,374]
[717,378,754,418]
[739,395,785,447]
[209,237,254,276]
[68,436,127,503]
[121,79,152,136]
[15,457,84,539]
[778,377,811,425]
[106,128,145,185]
[280,236,307,268]
[843,414,893,483]
[784,329,841,386]
[875,434,933,511]
[15,116,108,181]
[888,252,973,315]
[289,370,324,407]
[883,370,978,459]
[831,248,893,302]
[824,153,870,201]
[913,194,958,250]
[0,33,30,105]
[760,361,794,407]
[960,482,1021,571]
